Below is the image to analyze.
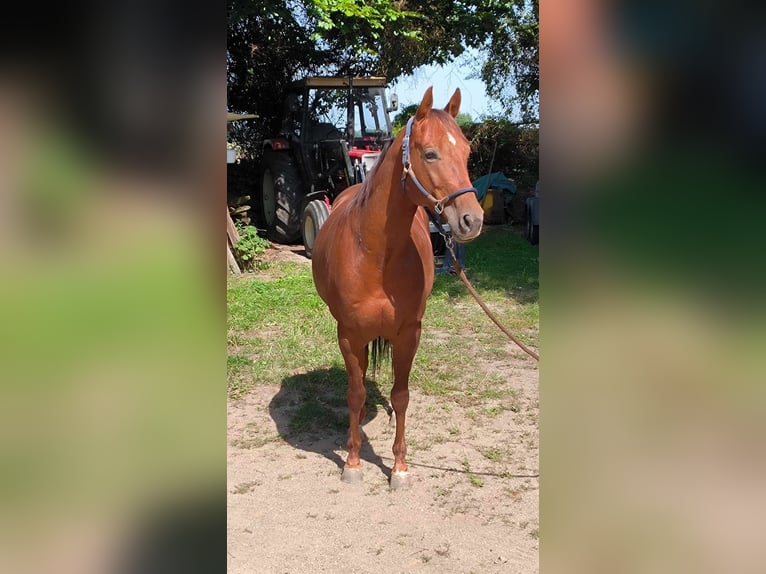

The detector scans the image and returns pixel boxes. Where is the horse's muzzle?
[453,209,483,242]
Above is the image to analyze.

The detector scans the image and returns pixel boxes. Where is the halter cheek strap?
[401,116,478,217]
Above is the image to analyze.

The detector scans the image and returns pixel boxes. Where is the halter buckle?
[434,201,444,215]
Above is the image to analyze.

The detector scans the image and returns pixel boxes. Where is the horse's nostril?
[458,212,482,235]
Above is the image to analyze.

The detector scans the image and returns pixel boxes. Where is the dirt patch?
[229,231,538,572]
[227,356,538,573]
[264,242,311,265]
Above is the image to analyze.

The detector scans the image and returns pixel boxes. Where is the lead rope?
[402,116,539,362]
[439,227,540,362]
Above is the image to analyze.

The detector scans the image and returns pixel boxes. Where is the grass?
[469,475,484,488]
[230,480,260,494]
[411,227,539,393]
[461,455,485,488]
[227,268,341,399]
[480,447,504,462]
[432,224,539,301]
[227,224,538,429]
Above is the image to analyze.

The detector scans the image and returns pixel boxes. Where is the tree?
[305,0,538,118]
[226,0,325,156]
[464,119,538,189]
[475,0,538,120]
[393,104,538,189]
[392,104,419,135]
[227,0,538,154]
[456,112,474,129]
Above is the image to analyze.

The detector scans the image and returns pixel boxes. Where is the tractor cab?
[272,76,395,195]
[261,77,398,253]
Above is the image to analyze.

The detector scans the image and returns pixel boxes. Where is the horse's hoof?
[390,471,411,490]
[341,466,363,484]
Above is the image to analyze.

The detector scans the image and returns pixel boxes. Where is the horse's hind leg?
[389,323,421,489]
[337,326,368,483]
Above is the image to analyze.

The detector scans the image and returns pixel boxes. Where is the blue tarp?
[472,172,517,202]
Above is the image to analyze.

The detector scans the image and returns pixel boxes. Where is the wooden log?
[226,206,241,246]
[226,205,244,273]
[227,243,241,274]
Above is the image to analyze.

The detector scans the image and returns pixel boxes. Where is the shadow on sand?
[268,366,394,480]
[269,366,540,482]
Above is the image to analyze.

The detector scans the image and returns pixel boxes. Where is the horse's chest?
[381,266,431,316]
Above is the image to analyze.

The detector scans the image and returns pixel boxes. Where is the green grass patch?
[227,224,538,431]
[480,447,504,462]
[227,267,340,397]
[432,224,539,302]
[227,354,253,372]
[478,387,518,399]
[461,455,484,487]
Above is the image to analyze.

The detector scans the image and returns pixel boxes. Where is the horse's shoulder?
[334,183,363,208]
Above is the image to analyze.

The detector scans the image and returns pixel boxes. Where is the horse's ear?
[415,87,433,122]
[445,88,461,118]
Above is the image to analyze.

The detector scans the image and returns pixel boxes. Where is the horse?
[311,87,484,489]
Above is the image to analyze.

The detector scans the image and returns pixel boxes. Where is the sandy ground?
[228,245,539,573]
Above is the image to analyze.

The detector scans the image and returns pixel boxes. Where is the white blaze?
[447,133,457,146]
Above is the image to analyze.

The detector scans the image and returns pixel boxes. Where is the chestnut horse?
[311,87,484,489]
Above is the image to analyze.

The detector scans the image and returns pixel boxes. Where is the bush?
[464,118,538,190]
[234,223,269,271]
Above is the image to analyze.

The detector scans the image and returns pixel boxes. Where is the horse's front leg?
[337,326,368,483]
[389,323,421,489]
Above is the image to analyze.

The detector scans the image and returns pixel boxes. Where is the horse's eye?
[423,149,440,161]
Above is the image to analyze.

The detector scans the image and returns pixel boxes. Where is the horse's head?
[401,87,484,243]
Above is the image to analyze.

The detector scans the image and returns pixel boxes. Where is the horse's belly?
[344,294,424,340]
[320,264,428,338]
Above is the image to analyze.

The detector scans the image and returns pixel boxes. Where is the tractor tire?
[301,199,330,259]
[261,151,304,243]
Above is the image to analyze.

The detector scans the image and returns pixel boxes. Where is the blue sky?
[389,59,504,120]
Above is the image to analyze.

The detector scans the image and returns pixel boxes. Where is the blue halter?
[401,116,478,226]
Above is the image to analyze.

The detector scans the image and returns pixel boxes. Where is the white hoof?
[341,466,363,483]
[390,471,411,490]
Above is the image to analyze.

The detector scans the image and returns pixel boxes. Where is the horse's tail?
[370,336,391,379]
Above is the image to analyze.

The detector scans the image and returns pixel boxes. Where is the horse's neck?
[353,144,419,252]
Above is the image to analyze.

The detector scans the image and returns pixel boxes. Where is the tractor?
[259,76,399,257]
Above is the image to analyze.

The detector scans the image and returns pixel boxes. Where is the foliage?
[226,0,324,158]
[227,0,538,156]
[306,0,539,118]
[227,225,538,400]
[234,222,270,270]
[306,0,472,79]
[475,0,539,120]
[465,119,539,190]
[308,0,421,44]
[392,104,538,189]
[455,112,474,129]
[391,104,419,135]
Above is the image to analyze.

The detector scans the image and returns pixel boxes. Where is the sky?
[388,59,505,120]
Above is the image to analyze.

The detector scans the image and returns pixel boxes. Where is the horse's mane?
[351,137,396,208]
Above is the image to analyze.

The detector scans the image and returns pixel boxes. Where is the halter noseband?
[401,116,478,221]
